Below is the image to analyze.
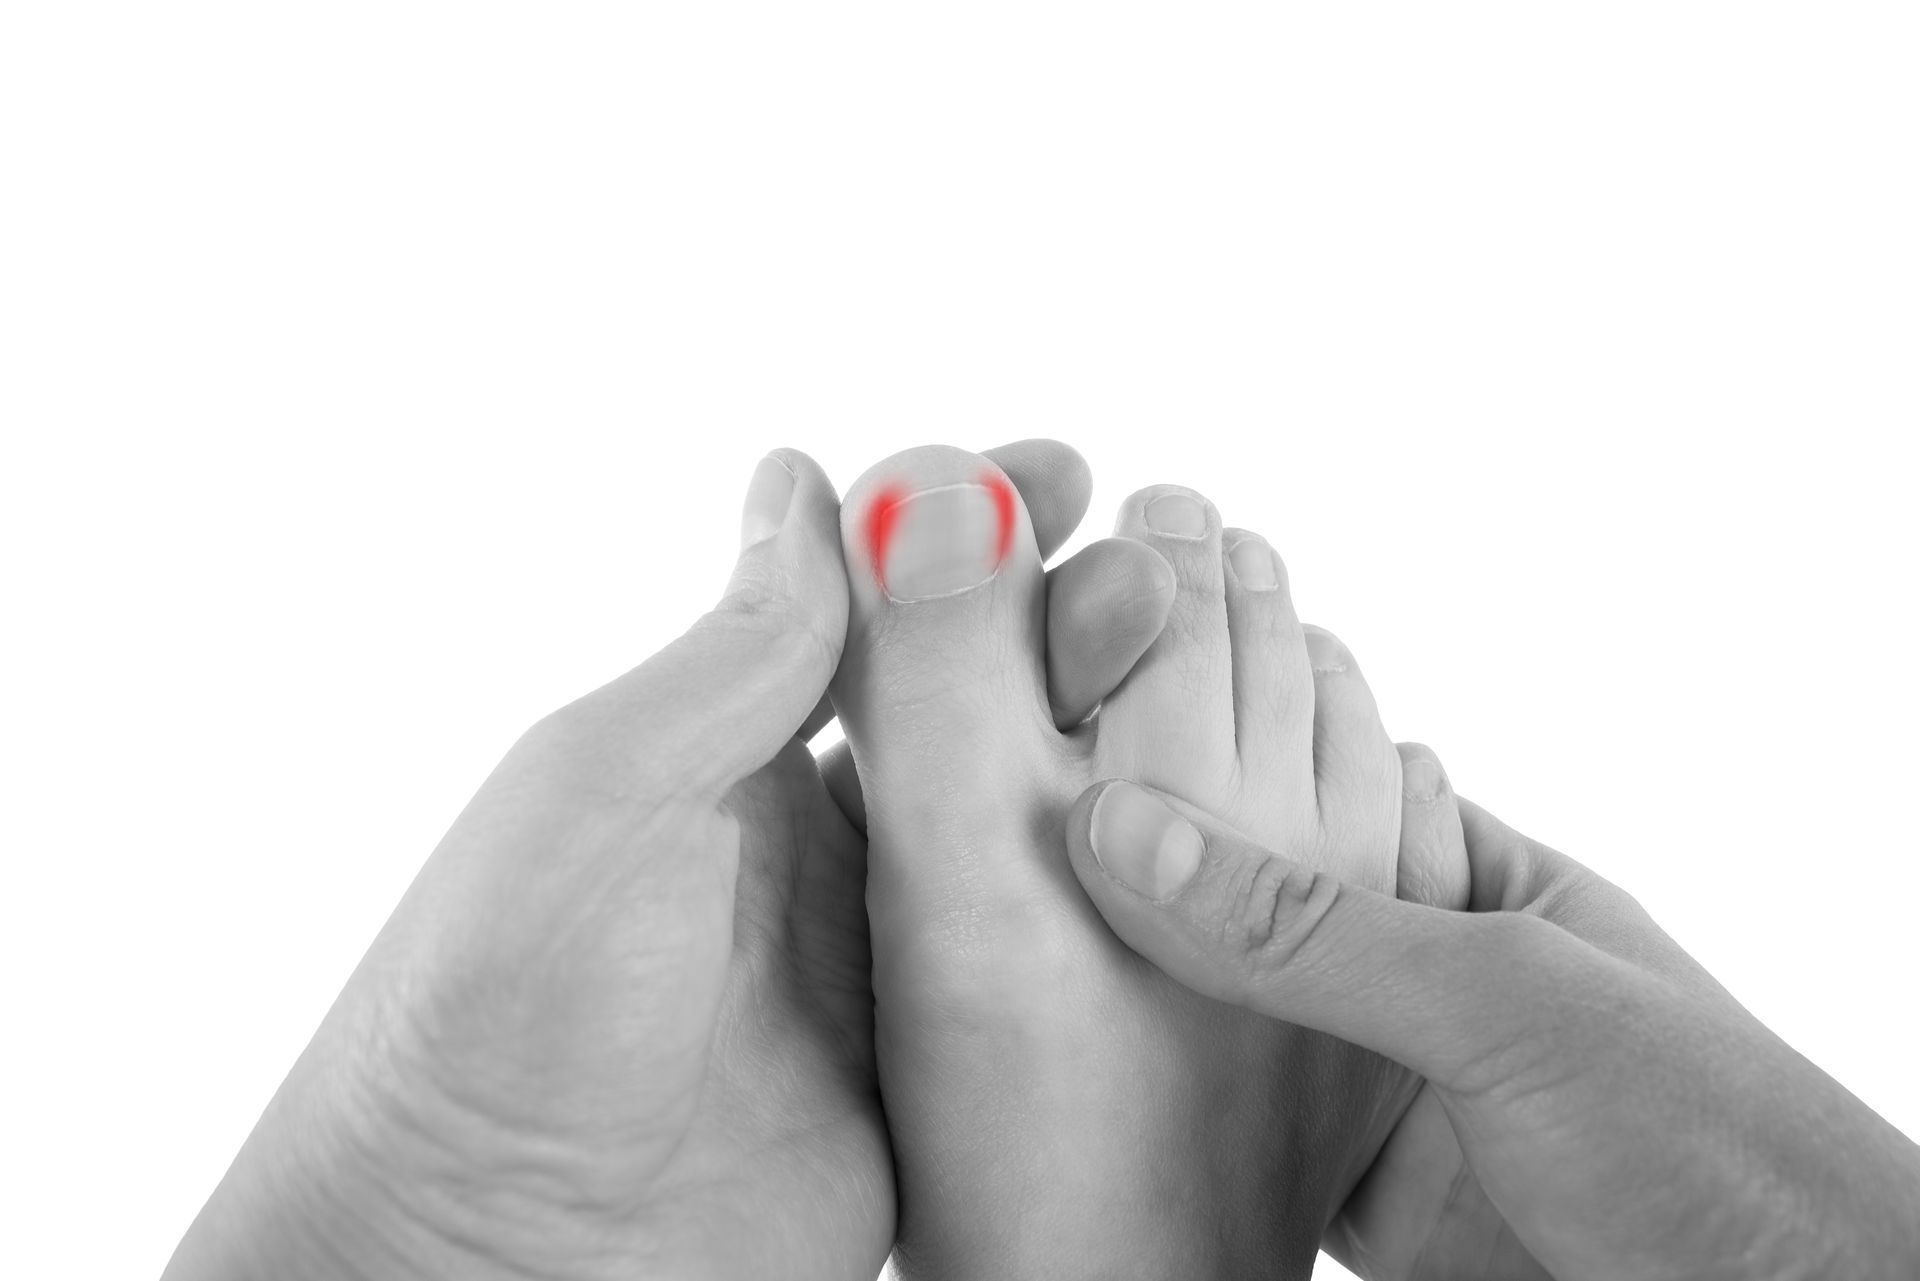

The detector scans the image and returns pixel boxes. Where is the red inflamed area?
[985,472,1015,566]
[862,473,1016,594]
[863,485,908,592]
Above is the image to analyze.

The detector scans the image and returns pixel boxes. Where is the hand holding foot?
[1066,780,1920,1280]
[831,448,1473,1279]
[167,447,887,1281]
[165,440,1166,1281]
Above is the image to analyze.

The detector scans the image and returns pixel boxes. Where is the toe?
[1098,485,1238,792]
[1302,624,1402,890]
[1394,743,1471,910]
[1220,529,1315,809]
[1044,538,1177,728]
[831,443,1058,869]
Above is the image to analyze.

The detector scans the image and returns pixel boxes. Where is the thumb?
[549,449,849,802]
[1065,779,1590,1090]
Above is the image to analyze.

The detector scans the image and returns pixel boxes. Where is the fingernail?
[1228,536,1279,591]
[1303,627,1348,674]
[1144,492,1208,539]
[874,483,1006,602]
[740,454,797,550]
[1402,753,1445,802]
[1090,782,1204,900]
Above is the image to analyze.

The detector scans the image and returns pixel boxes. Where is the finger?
[1395,742,1471,910]
[539,449,848,802]
[1044,538,1177,727]
[1457,797,1712,990]
[1457,796,1648,931]
[1064,778,1601,1090]
[982,438,1091,562]
[1451,796,1575,913]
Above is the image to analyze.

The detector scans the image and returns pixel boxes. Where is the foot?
[830,447,1469,1279]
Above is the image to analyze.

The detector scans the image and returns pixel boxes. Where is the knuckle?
[514,697,597,769]
[707,584,841,678]
[1230,857,1342,978]
[506,700,631,806]
[1474,910,1566,971]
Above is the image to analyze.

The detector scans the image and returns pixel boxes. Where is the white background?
[4,4,1916,1277]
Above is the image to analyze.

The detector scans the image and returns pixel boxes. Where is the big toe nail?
[867,480,1014,602]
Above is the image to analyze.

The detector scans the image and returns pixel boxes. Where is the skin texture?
[162,440,1174,1281]
[1318,748,1548,1280]
[827,446,1473,1280]
[1066,780,1920,1281]
[161,439,1920,1281]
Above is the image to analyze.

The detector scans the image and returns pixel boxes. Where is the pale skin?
[1068,780,1920,1279]
[164,439,1174,1281]
[169,442,1920,1280]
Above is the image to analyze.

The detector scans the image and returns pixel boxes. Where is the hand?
[168,446,877,1281]
[166,440,1175,1281]
[1062,780,1920,1281]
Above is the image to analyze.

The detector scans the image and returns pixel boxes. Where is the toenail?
[1144,493,1209,539]
[1228,536,1280,591]
[740,454,797,550]
[1303,628,1348,675]
[1090,782,1204,900]
[871,481,1009,602]
[1401,753,1445,802]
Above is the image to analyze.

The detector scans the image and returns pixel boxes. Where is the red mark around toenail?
[985,472,1015,568]
[863,484,909,591]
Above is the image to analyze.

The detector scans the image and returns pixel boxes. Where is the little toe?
[1394,742,1471,911]
[1099,485,1238,792]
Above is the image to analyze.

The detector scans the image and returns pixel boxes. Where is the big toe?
[831,445,1063,915]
